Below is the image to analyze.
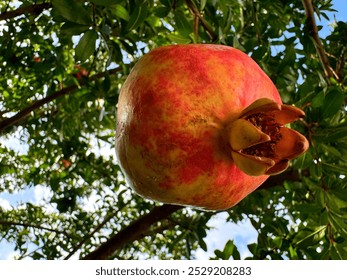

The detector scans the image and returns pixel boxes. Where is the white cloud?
[0,197,11,210]
[87,132,115,161]
[1,128,29,155]
[34,184,53,203]
[34,184,57,214]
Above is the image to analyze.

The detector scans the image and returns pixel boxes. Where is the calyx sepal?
[227,98,309,176]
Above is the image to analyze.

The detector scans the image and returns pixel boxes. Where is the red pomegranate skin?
[116,44,282,210]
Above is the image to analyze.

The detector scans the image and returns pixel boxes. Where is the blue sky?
[1,0,347,260]
[319,0,347,35]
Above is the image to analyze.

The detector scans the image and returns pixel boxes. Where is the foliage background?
[0,0,347,260]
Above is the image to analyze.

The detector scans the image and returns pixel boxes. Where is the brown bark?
[82,204,183,260]
[81,169,304,260]
[301,0,339,81]
[0,3,51,21]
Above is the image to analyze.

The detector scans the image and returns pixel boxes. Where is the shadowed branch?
[82,204,183,260]
[301,0,339,81]
[0,3,51,21]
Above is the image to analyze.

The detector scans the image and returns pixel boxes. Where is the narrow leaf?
[293,226,327,247]
[126,5,149,31]
[223,240,235,259]
[322,162,347,174]
[315,125,347,142]
[311,91,325,108]
[167,33,191,44]
[113,4,130,21]
[75,30,98,63]
[174,10,192,36]
[61,22,89,36]
[200,0,207,10]
[322,88,344,118]
[52,0,92,25]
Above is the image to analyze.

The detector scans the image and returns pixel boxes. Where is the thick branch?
[82,204,183,260]
[0,67,122,133]
[301,0,339,80]
[0,3,51,21]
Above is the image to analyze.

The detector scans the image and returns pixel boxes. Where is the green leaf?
[224,240,241,260]
[330,244,346,260]
[167,33,191,44]
[247,243,257,255]
[310,162,322,179]
[75,30,98,62]
[293,226,327,248]
[322,162,347,175]
[107,41,123,65]
[322,88,344,119]
[52,0,92,25]
[126,5,149,31]
[321,144,347,161]
[311,91,325,108]
[330,189,347,209]
[213,249,224,259]
[102,75,111,92]
[61,22,89,36]
[200,0,207,10]
[154,6,171,18]
[295,203,323,215]
[252,46,268,60]
[198,238,207,252]
[174,10,192,36]
[160,0,173,7]
[223,240,235,259]
[316,126,347,143]
[328,212,347,235]
[112,4,130,21]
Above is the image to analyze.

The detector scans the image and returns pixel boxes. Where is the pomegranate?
[116,44,308,210]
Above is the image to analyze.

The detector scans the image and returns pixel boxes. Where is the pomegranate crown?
[227,98,309,176]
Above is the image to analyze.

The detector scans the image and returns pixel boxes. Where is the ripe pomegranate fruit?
[116,44,308,210]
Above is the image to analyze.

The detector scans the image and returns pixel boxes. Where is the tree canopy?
[0,0,346,260]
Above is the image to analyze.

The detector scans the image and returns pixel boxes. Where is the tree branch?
[81,168,306,260]
[0,220,69,237]
[0,67,122,134]
[185,0,218,42]
[301,0,339,81]
[82,204,183,260]
[64,211,116,260]
[0,3,51,21]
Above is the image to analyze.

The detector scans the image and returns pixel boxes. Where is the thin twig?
[193,14,199,42]
[0,220,69,236]
[301,0,339,81]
